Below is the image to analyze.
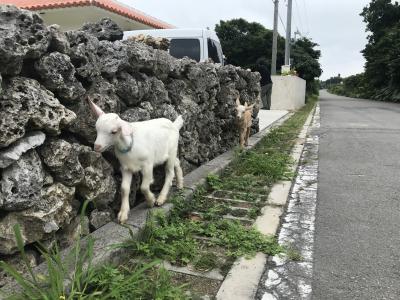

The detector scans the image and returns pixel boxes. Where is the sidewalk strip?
[216,105,318,300]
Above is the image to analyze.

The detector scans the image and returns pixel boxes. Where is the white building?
[0,0,173,31]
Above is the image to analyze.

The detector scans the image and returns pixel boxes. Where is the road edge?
[216,104,318,300]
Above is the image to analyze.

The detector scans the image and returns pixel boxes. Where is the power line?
[301,0,310,35]
[271,0,286,33]
[278,13,286,33]
[294,0,304,35]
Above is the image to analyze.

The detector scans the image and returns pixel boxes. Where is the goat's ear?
[246,104,254,111]
[87,97,104,118]
[119,122,133,136]
[236,97,241,106]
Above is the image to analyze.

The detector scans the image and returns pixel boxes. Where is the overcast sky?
[121,0,371,80]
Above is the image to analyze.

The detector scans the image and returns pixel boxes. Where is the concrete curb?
[216,105,317,300]
[0,112,291,298]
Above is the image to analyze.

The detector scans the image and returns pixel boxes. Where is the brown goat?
[236,97,254,147]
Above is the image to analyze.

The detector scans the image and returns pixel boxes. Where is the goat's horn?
[86,96,105,118]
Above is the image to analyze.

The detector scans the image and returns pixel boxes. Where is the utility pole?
[271,0,279,75]
[284,0,293,66]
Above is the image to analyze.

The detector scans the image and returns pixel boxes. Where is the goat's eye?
[111,130,118,134]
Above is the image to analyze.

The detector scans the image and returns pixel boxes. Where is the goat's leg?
[239,130,245,148]
[118,170,132,224]
[245,127,251,146]
[156,158,175,206]
[174,158,184,189]
[140,165,155,207]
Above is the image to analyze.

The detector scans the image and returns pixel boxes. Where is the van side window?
[207,38,223,64]
[169,39,201,62]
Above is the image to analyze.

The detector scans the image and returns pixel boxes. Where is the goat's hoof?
[117,211,129,224]
[146,200,155,208]
[155,199,165,207]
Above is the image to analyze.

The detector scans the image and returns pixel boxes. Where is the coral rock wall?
[0,4,261,270]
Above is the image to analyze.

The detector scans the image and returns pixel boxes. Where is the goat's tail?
[173,115,184,131]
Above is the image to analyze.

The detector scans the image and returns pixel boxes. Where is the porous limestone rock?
[0,5,50,75]
[0,183,76,255]
[35,52,85,104]
[38,139,84,187]
[48,24,70,54]
[74,144,117,209]
[89,209,114,230]
[0,131,45,169]
[80,18,123,42]
[0,150,45,211]
[0,77,76,148]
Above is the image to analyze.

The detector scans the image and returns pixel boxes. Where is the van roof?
[123,28,220,41]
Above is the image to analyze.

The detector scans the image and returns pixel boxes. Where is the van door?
[207,38,224,65]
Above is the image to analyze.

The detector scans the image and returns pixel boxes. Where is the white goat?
[236,97,254,148]
[87,98,184,224]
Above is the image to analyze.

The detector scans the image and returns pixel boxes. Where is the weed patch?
[284,246,304,262]
[122,95,317,284]
[1,96,317,299]
[0,208,188,300]
[87,261,188,299]
[127,207,283,269]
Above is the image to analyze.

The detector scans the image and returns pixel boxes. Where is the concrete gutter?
[216,105,317,300]
[0,111,291,298]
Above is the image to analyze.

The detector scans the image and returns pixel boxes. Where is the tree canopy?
[215,18,285,72]
[331,0,400,101]
[215,18,321,93]
[291,37,322,93]
[361,0,400,98]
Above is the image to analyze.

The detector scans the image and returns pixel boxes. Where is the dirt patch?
[170,272,221,299]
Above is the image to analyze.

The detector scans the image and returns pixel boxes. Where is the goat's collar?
[116,134,133,154]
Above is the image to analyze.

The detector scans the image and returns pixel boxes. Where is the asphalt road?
[313,91,400,299]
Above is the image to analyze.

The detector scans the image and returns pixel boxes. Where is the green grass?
[247,206,262,219]
[132,211,200,266]
[122,95,317,274]
[193,253,218,272]
[122,207,283,269]
[86,262,188,299]
[1,95,317,299]
[0,207,189,300]
[284,246,304,262]
[218,95,317,193]
[0,202,101,300]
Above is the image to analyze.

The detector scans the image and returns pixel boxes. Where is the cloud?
[122,0,371,79]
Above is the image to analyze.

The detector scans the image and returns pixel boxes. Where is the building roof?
[0,0,173,29]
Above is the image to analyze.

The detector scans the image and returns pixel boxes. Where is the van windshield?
[169,39,201,62]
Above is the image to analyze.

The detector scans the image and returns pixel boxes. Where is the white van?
[123,29,224,65]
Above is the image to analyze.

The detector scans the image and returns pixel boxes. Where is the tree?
[215,18,285,74]
[215,19,322,93]
[291,37,322,93]
[360,0,400,101]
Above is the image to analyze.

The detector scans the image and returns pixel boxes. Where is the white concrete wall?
[270,75,306,110]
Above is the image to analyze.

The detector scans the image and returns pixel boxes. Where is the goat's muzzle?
[94,144,102,152]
